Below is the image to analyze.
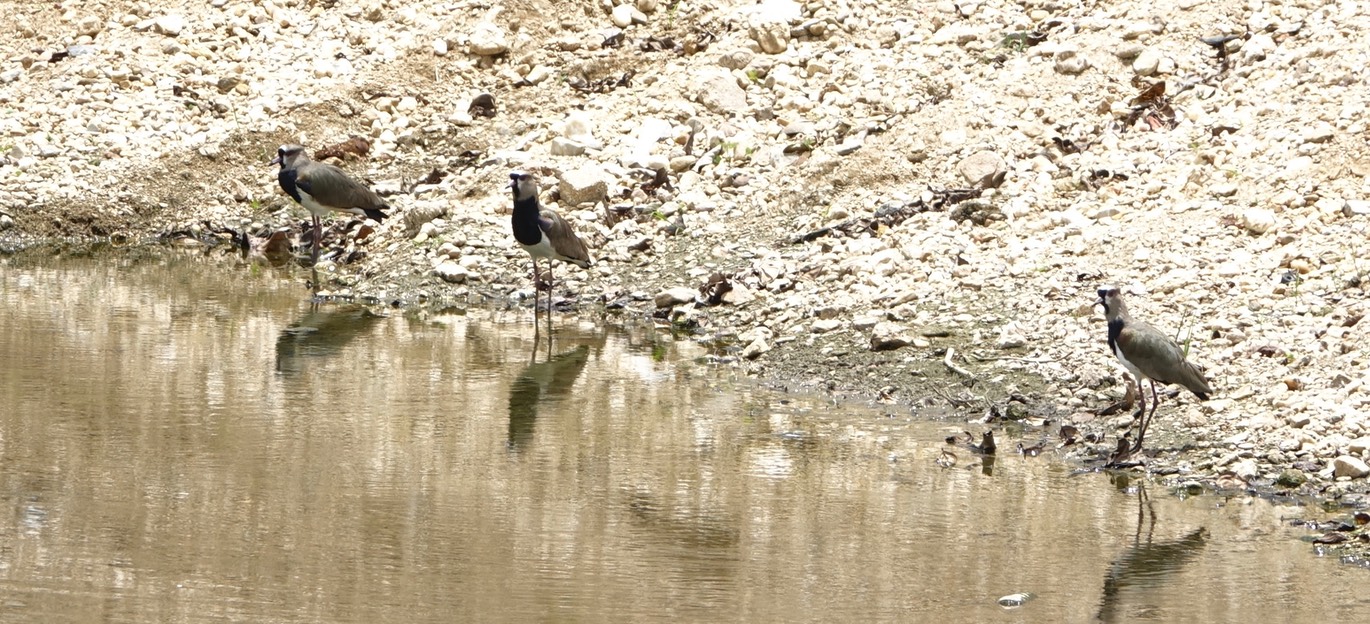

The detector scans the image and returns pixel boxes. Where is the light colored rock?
[76,15,104,37]
[812,319,842,333]
[413,221,438,243]
[1132,48,1161,75]
[154,14,185,37]
[719,49,755,70]
[870,322,913,351]
[1332,455,1370,479]
[721,283,755,306]
[558,166,608,206]
[469,22,508,56]
[741,337,770,360]
[432,39,449,56]
[957,151,1005,186]
[0,214,13,231]
[1054,50,1090,75]
[549,138,587,156]
[693,70,747,115]
[1241,208,1275,234]
[996,323,1026,350]
[750,21,789,54]
[1301,123,1335,144]
[611,4,636,28]
[434,260,469,284]
[1232,458,1260,481]
[655,287,697,308]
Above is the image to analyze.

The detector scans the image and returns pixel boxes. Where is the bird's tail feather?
[363,207,388,223]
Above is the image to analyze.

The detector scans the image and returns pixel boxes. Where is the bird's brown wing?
[539,208,592,267]
[296,162,388,212]
[1119,320,1213,398]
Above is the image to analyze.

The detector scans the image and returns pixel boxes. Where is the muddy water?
[0,248,1366,623]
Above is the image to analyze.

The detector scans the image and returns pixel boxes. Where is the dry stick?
[943,347,974,379]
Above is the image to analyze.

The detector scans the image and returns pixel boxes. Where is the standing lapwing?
[270,144,388,264]
[1096,287,1212,460]
[509,171,592,331]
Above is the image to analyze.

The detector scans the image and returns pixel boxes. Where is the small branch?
[943,347,974,379]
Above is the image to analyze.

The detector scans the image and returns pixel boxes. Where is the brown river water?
[0,248,1367,623]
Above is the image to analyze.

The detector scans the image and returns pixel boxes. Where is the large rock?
[749,21,789,54]
[655,287,697,308]
[434,260,469,284]
[957,151,1005,186]
[558,166,608,206]
[468,22,508,56]
[693,70,747,115]
[870,322,914,351]
[154,14,185,37]
[1332,455,1370,479]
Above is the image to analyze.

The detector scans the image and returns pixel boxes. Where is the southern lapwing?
[509,171,592,326]
[1096,287,1212,459]
[270,144,388,264]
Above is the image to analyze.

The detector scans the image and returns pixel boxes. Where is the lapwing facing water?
[1096,287,1212,460]
[271,144,388,264]
[509,171,592,328]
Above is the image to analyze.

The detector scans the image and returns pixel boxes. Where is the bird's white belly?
[1112,345,1148,382]
[297,190,334,218]
[521,235,557,260]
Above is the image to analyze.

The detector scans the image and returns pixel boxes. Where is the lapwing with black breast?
[1096,286,1212,461]
[271,144,388,264]
[508,171,592,332]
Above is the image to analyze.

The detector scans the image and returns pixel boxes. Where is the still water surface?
[1,249,1367,623]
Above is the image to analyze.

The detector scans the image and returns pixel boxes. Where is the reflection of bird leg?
[312,215,322,264]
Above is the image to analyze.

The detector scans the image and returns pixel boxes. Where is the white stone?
[870,321,913,351]
[812,319,843,333]
[693,70,747,115]
[432,39,449,56]
[154,14,185,37]
[469,22,508,56]
[1241,208,1275,234]
[1332,455,1370,479]
[1132,48,1161,76]
[741,337,770,360]
[435,260,469,283]
[549,137,587,156]
[558,166,608,206]
[611,4,635,28]
[655,287,697,308]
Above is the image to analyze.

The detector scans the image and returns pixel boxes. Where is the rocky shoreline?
[4,0,1370,547]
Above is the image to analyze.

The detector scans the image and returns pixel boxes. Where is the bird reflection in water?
[1096,479,1208,623]
[275,304,385,375]
[506,343,591,451]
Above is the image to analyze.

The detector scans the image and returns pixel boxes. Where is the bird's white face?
[509,171,539,202]
[271,144,305,167]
